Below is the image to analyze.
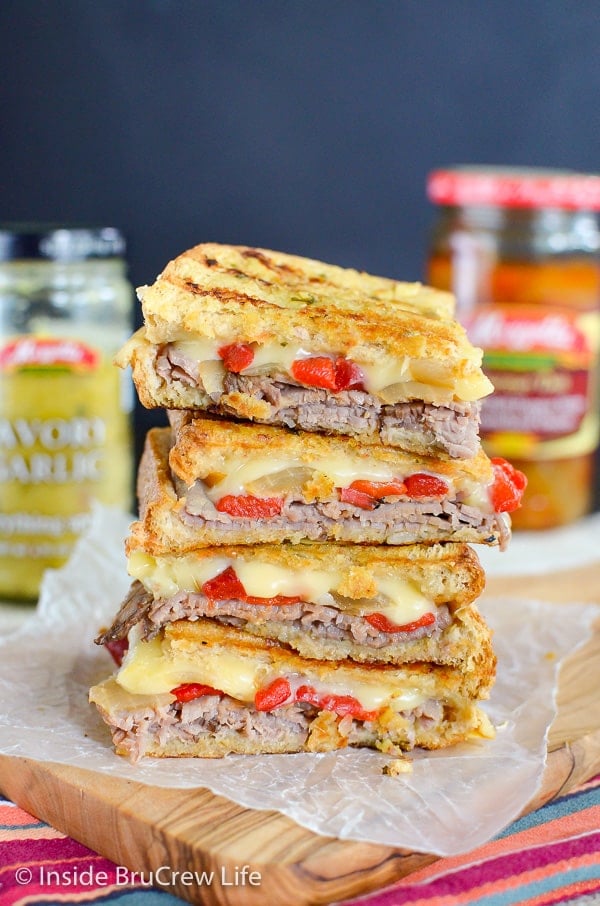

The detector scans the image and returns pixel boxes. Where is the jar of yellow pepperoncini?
[0,224,134,601]
[426,167,600,530]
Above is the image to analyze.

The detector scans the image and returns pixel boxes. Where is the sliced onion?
[244,466,314,496]
[198,360,226,396]
[238,362,282,377]
[329,591,391,616]
[378,380,453,405]
[410,358,455,388]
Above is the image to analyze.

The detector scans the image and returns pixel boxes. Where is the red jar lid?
[427,167,600,211]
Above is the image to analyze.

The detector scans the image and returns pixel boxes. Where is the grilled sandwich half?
[97,540,492,679]
[117,243,493,458]
[90,617,495,761]
[132,421,518,551]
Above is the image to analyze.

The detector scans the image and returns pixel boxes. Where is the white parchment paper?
[0,506,597,856]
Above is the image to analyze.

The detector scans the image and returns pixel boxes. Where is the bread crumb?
[383,757,413,777]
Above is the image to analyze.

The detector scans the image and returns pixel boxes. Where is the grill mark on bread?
[178,280,279,309]
[240,247,299,274]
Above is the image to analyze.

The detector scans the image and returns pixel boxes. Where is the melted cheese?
[375,577,432,626]
[127,552,434,627]
[118,633,266,700]
[128,550,231,598]
[169,338,492,403]
[116,634,427,712]
[172,337,221,362]
[461,477,494,513]
[359,356,411,392]
[249,342,306,371]
[235,560,337,600]
[205,452,398,500]
[455,373,494,401]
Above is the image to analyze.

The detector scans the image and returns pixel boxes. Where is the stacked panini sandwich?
[90,243,526,761]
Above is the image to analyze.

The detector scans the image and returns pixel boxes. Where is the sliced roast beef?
[149,596,452,649]
[95,582,154,645]
[97,582,452,652]
[103,690,443,761]
[182,484,510,549]
[222,373,480,459]
[156,347,481,458]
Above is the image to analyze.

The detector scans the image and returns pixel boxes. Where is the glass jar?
[426,167,600,530]
[0,224,134,601]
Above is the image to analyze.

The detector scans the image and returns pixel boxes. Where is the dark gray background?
[3,1,600,284]
[2,0,600,475]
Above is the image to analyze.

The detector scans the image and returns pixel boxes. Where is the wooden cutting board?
[0,562,599,906]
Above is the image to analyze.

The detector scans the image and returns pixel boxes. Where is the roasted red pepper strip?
[490,457,528,513]
[218,342,255,373]
[333,356,366,391]
[339,486,377,509]
[254,677,292,711]
[295,684,321,706]
[202,566,303,606]
[291,356,338,389]
[202,566,247,601]
[215,494,284,518]
[290,355,365,392]
[170,683,223,703]
[404,473,449,498]
[296,684,378,722]
[319,693,379,722]
[347,478,408,499]
[365,611,436,634]
[104,637,129,667]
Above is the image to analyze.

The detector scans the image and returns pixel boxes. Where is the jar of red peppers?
[426,167,600,530]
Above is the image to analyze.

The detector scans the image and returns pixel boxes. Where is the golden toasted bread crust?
[163,616,493,697]
[142,244,458,351]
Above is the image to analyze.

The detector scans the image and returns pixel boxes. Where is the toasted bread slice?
[167,410,490,489]
[116,244,493,457]
[90,617,495,760]
[131,426,511,551]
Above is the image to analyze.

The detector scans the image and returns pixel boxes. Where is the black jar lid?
[0,223,126,261]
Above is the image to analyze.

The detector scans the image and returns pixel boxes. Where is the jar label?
[0,335,132,599]
[0,337,100,371]
[465,305,600,460]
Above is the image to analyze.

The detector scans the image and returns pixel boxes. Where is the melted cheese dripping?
[127,551,434,627]
[116,631,427,712]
